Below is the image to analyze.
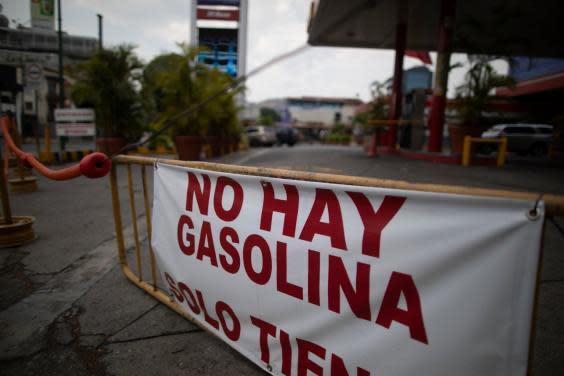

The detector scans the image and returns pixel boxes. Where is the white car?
[246,125,277,147]
[481,124,553,156]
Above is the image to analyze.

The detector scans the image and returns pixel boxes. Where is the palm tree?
[141,43,242,160]
[142,43,241,138]
[455,56,515,125]
[70,45,144,140]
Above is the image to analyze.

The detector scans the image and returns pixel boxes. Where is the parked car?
[275,126,298,146]
[246,125,277,147]
[481,124,553,156]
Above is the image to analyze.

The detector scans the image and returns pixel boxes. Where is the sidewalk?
[0,145,562,375]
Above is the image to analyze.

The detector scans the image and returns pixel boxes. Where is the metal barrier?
[110,154,564,372]
[109,156,196,326]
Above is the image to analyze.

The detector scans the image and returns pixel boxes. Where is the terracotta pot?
[174,136,204,161]
[448,124,490,153]
[96,137,128,156]
[208,137,222,157]
[221,139,231,155]
[231,139,240,152]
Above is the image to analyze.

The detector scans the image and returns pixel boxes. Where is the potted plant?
[356,80,389,150]
[203,67,241,158]
[143,44,240,160]
[341,134,352,145]
[449,56,515,153]
[70,45,144,156]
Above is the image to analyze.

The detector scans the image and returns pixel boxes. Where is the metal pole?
[57,0,64,108]
[97,14,103,49]
[34,90,41,156]
[427,0,456,153]
[0,123,13,224]
[57,0,65,153]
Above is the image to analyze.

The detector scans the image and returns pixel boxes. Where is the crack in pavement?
[106,302,159,340]
[0,217,148,361]
[105,329,203,346]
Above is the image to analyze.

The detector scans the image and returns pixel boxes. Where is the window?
[538,127,553,134]
[518,127,536,134]
[504,127,534,134]
[503,127,520,134]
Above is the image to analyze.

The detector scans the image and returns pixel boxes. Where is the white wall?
[288,104,357,126]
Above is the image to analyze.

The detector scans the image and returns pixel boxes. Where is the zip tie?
[527,193,545,221]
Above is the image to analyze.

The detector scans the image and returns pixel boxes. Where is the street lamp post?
[57,0,66,151]
[57,0,64,108]
[97,14,103,49]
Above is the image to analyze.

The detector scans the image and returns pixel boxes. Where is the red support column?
[387,20,407,148]
[369,1,407,157]
[427,0,456,153]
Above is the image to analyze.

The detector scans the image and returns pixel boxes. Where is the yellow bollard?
[39,124,54,163]
[462,136,472,167]
[497,137,507,167]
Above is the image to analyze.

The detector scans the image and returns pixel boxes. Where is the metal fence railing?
[110,154,564,374]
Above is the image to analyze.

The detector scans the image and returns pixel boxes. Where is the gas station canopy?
[307,0,564,58]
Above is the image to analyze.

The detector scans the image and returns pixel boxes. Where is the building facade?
[0,18,97,137]
[287,96,363,127]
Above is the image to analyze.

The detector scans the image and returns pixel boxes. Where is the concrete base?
[9,176,38,193]
[0,216,37,248]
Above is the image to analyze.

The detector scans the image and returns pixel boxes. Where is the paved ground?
[0,144,562,375]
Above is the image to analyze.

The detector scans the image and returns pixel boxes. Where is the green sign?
[30,0,55,30]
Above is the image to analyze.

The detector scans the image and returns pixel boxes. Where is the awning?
[497,72,564,97]
[307,0,564,58]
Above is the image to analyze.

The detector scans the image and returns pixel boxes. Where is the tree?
[454,55,515,125]
[141,52,183,119]
[142,43,241,138]
[70,45,144,140]
[355,80,388,130]
[259,107,280,126]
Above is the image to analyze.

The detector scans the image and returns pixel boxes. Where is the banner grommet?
[527,193,545,221]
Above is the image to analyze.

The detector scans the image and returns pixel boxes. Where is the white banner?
[152,163,544,376]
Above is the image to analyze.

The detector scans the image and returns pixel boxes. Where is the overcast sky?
[1,0,505,103]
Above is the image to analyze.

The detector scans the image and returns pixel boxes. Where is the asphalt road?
[0,144,563,375]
